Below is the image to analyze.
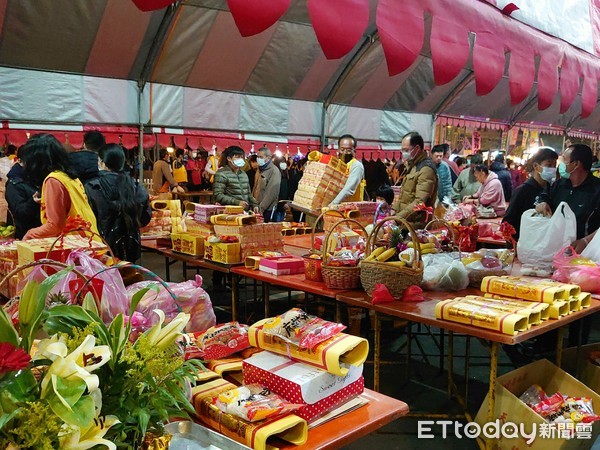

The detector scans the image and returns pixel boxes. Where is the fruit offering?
[0,224,15,237]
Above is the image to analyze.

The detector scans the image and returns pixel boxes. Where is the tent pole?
[137,82,144,186]
[320,103,327,152]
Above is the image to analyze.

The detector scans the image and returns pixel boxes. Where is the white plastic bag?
[581,231,600,263]
[517,202,577,264]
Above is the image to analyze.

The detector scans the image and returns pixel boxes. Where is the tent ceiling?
[0,0,599,133]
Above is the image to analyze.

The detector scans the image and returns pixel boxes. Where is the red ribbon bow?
[59,216,95,252]
[457,224,477,252]
[413,203,434,222]
[499,221,517,256]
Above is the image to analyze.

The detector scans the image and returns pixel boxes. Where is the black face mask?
[341,154,353,164]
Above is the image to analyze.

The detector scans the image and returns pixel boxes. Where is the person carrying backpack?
[85,144,152,262]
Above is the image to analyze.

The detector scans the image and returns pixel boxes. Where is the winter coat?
[255,162,282,212]
[394,152,438,222]
[502,177,543,240]
[490,161,512,201]
[436,161,453,202]
[85,171,151,262]
[5,165,41,239]
[451,168,481,203]
[213,165,258,209]
[474,171,506,216]
[69,150,99,183]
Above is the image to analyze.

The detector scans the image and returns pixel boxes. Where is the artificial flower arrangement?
[0,267,202,449]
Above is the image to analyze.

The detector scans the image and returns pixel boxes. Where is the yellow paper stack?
[479,275,590,318]
[293,159,347,210]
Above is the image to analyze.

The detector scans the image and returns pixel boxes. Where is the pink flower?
[0,342,31,376]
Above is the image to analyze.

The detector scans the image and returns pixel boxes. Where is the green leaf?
[0,308,18,346]
[136,409,150,436]
[0,409,19,431]
[129,286,156,318]
[44,305,110,345]
[82,292,99,316]
[0,370,37,413]
[45,376,95,428]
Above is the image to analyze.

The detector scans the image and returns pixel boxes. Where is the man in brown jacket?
[394,131,438,225]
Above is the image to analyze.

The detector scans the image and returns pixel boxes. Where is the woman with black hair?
[213,146,257,211]
[85,144,152,262]
[22,134,99,240]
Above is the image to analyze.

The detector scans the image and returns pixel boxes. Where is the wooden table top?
[142,239,237,273]
[278,389,409,450]
[230,265,359,299]
[335,289,600,345]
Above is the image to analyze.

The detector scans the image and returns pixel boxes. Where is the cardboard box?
[204,240,241,264]
[562,343,600,395]
[171,233,205,256]
[243,351,364,422]
[17,236,107,266]
[259,256,305,276]
[474,359,600,449]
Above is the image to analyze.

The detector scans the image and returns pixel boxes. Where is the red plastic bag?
[552,247,600,293]
[401,285,426,302]
[372,284,395,304]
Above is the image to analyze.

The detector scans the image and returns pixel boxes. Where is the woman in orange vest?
[22,134,99,240]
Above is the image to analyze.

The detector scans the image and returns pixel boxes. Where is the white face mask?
[539,166,556,183]
[279,163,287,170]
[257,157,267,166]
[232,158,245,168]
[402,151,411,162]
[191,152,197,159]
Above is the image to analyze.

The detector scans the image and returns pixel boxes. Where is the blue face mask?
[558,162,570,179]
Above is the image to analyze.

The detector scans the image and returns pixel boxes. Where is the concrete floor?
[139,250,600,450]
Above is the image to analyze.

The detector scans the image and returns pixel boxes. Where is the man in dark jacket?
[5,147,41,239]
[254,147,281,222]
[490,154,512,201]
[69,130,105,183]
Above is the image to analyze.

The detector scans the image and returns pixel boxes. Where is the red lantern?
[227,0,290,37]
[131,0,174,12]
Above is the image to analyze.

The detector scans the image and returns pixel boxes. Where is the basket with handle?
[303,210,345,282]
[424,218,458,251]
[321,218,367,289]
[45,228,116,262]
[360,217,423,298]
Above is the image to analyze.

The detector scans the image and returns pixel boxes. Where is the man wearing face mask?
[502,147,558,240]
[253,147,282,222]
[329,134,365,205]
[536,144,600,242]
[394,131,438,225]
[213,146,258,211]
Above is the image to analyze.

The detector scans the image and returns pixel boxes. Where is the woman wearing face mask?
[502,148,558,240]
[213,146,258,211]
[186,149,204,191]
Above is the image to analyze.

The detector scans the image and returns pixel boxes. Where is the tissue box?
[259,256,305,276]
[243,351,364,422]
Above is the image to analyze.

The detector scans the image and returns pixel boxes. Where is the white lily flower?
[143,310,190,350]
[34,335,68,361]
[41,335,111,398]
[59,415,120,450]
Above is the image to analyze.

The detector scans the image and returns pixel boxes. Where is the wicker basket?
[303,210,345,282]
[424,218,457,251]
[321,218,367,289]
[360,217,423,298]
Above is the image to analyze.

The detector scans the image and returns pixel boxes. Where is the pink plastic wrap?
[127,275,216,334]
[552,246,600,293]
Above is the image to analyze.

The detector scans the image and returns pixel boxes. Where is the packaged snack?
[214,384,303,422]
[262,308,346,349]
[532,392,566,421]
[519,384,547,407]
[563,396,600,424]
[196,322,250,360]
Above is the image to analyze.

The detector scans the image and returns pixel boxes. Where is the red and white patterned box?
[242,351,364,422]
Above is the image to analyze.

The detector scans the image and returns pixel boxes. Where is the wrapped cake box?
[259,256,305,276]
[243,351,364,422]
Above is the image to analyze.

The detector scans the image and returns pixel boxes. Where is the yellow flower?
[142,310,189,350]
[41,335,111,398]
[59,415,120,450]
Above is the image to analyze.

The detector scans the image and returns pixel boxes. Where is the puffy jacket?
[69,150,99,183]
[85,171,152,262]
[255,162,281,212]
[490,161,512,201]
[5,166,41,239]
[474,171,506,216]
[213,165,258,209]
[394,152,438,222]
[451,168,481,202]
[436,161,453,201]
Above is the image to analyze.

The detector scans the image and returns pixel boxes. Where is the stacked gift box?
[213,222,284,259]
[140,209,171,238]
[293,157,348,210]
[324,201,378,229]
